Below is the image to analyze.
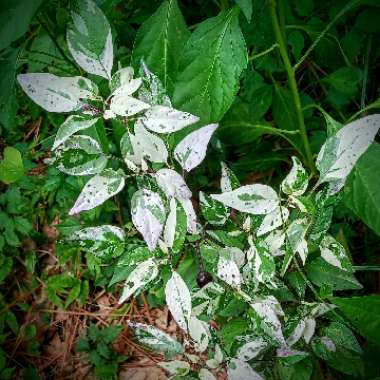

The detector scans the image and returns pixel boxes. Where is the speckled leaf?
[221,162,240,192]
[188,316,209,352]
[257,206,289,236]
[131,189,166,251]
[110,91,150,117]
[155,168,191,199]
[17,73,98,113]
[109,66,141,95]
[286,218,309,265]
[217,248,242,288]
[69,169,125,215]
[281,156,309,196]
[165,271,192,331]
[174,123,218,171]
[178,198,198,234]
[200,191,229,225]
[319,235,353,272]
[228,359,264,380]
[67,0,113,79]
[236,338,268,361]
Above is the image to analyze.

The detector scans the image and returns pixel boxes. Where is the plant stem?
[268,0,315,173]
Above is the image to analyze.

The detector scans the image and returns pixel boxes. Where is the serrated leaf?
[67,0,113,79]
[165,271,191,331]
[174,123,218,171]
[281,156,309,196]
[69,169,125,215]
[52,115,99,150]
[17,73,98,113]
[316,114,380,193]
[217,248,242,288]
[131,189,166,251]
[257,206,289,236]
[319,235,352,272]
[132,0,189,92]
[227,358,264,380]
[211,184,279,215]
[155,168,191,200]
[0,147,24,184]
[173,8,247,123]
[139,105,199,134]
[129,322,184,357]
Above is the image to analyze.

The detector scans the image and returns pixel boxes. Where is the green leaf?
[0,0,42,50]
[132,0,189,92]
[344,144,380,236]
[0,147,24,184]
[305,258,362,291]
[173,8,247,123]
[323,67,362,97]
[200,191,229,225]
[234,0,252,22]
[332,295,380,347]
[0,48,19,111]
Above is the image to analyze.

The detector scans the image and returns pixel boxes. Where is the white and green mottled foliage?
[281,156,309,196]
[227,358,264,380]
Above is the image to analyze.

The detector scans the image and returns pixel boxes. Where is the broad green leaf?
[217,248,242,288]
[131,189,166,251]
[305,258,362,291]
[200,191,229,226]
[323,67,362,97]
[211,184,279,215]
[118,258,158,303]
[344,144,380,236]
[155,168,191,200]
[316,114,380,193]
[52,115,99,150]
[281,156,308,196]
[228,358,264,380]
[67,0,113,79]
[129,322,184,357]
[65,225,125,259]
[234,0,253,22]
[173,8,247,123]
[132,0,189,92]
[332,295,380,347]
[319,235,352,272]
[174,123,218,171]
[0,48,19,112]
[0,0,42,50]
[165,271,191,331]
[17,73,98,113]
[139,105,199,134]
[0,147,24,184]
[69,168,125,215]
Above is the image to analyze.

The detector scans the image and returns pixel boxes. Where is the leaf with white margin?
[217,248,242,288]
[199,368,217,380]
[211,184,279,215]
[165,271,192,331]
[65,225,124,258]
[17,73,98,113]
[237,338,268,361]
[249,296,286,345]
[178,198,198,234]
[69,169,125,215]
[131,189,166,251]
[67,0,113,79]
[118,258,158,303]
[316,114,380,193]
[55,135,107,176]
[128,322,183,357]
[132,121,168,163]
[257,206,289,236]
[139,105,199,134]
[109,66,141,95]
[281,156,309,196]
[155,168,191,199]
[319,235,353,272]
[221,162,240,192]
[110,90,150,117]
[158,361,190,376]
[53,115,99,150]
[174,123,218,171]
[188,316,209,353]
[286,218,309,265]
[228,359,264,380]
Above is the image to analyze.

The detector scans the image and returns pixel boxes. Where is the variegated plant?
[17,1,380,379]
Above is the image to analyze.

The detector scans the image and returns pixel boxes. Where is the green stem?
[268,0,315,173]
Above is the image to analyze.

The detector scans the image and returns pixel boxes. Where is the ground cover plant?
[1,0,380,379]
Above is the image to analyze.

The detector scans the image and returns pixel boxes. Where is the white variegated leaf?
[165,271,192,332]
[286,319,306,346]
[237,338,268,361]
[257,206,289,236]
[211,184,279,215]
[178,198,198,234]
[110,92,150,117]
[316,114,380,192]
[118,258,158,303]
[286,218,309,265]
[199,368,217,380]
[67,0,113,79]
[264,230,286,257]
[174,123,218,171]
[155,168,191,200]
[188,316,209,353]
[158,360,190,376]
[17,73,98,113]
[319,235,353,272]
[303,318,316,344]
[69,169,125,215]
[217,249,242,288]
[164,198,177,248]
[227,359,264,380]
[276,346,306,358]
[221,162,234,192]
[139,105,199,134]
[281,156,309,196]
[131,189,166,251]
[53,115,99,150]
[110,66,141,95]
